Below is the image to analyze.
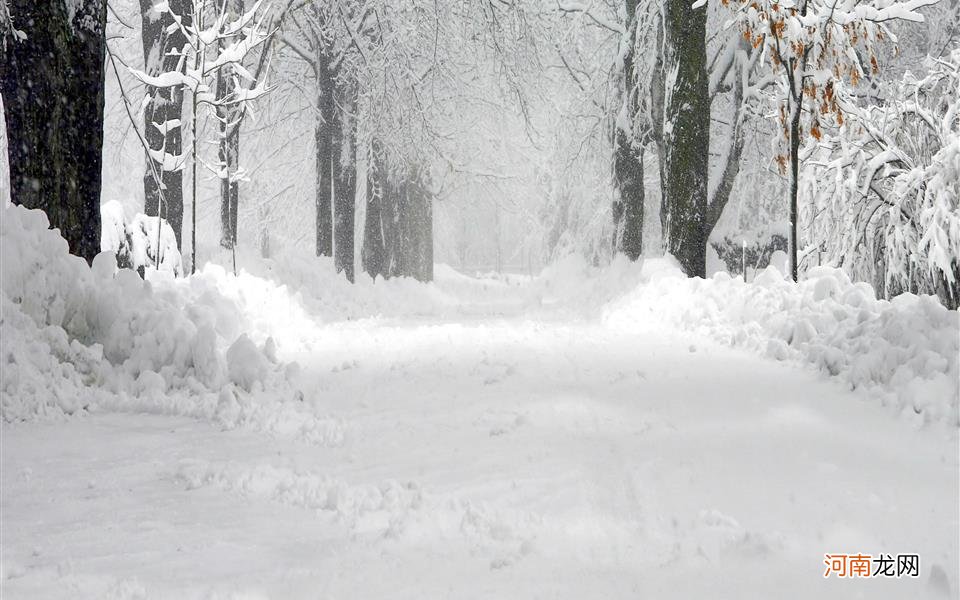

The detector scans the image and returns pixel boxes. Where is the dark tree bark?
[411,170,434,282]
[380,170,402,278]
[787,99,801,282]
[612,0,644,261]
[314,50,335,258]
[399,165,433,282]
[359,137,433,282]
[140,0,190,248]
[333,82,357,282]
[216,0,243,250]
[361,140,387,279]
[2,0,107,264]
[659,0,710,278]
[613,131,644,261]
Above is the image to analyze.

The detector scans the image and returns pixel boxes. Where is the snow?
[100,200,183,276]
[225,334,271,392]
[601,258,960,425]
[1,202,318,438]
[2,202,958,598]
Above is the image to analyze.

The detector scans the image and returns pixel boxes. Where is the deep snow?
[2,203,958,599]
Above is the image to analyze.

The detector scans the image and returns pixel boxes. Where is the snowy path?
[2,282,957,599]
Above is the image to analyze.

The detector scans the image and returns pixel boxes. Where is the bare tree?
[139,0,192,248]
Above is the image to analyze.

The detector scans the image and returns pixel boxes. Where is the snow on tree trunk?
[139,0,190,249]
[2,0,107,265]
[659,0,709,278]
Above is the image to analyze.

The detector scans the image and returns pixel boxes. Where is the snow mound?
[0,202,333,440]
[602,260,959,424]
[217,243,528,323]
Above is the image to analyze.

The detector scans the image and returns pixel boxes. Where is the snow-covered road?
[2,276,958,599]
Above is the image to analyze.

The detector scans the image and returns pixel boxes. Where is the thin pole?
[191,3,203,275]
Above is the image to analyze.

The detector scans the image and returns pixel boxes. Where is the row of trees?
[3,0,439,283]
[2,0,956,306]
[584,0,943,282]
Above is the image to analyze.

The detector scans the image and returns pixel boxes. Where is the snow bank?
[600,259,959,425]
[1,203,336,441]
[4,198,955,427]
[214,243,528,322]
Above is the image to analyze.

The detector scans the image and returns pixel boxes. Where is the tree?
[801,49,959,307]
[370,155,434,282]
[130,0,270,272]
[279,5,345,264]
[720,0,939,281]
[558,0,718,276]
[361,138,388,279]
[216,0,244,252]
[333,79,358,281]
[611,0,645,261]
[314,41,335,259]
[656,0,711,277]
[2,0,108,264]
[139,0,192,248]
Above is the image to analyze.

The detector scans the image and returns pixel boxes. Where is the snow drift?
[597,258,959,425]
[0,203,341,442]
[2,201,956,428]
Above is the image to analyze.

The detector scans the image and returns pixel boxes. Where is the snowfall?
[1,200,958,599]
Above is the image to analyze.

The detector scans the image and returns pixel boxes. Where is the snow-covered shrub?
[711,232,787,279]
[101,200,183,276]
[801,50,960,308]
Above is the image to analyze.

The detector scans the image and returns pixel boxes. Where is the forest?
[2,0,957,298]
[1,0,958,597]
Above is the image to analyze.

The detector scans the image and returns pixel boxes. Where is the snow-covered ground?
[2,204,958,598]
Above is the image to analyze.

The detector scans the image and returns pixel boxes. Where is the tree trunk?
[380,173,402,278]
[216,0,243,250]
[612,0,644,261]
[2,0,107,264]
[333,83,357,282]
[362,148,433,282]
[705,52,747,237]
[362,139,387,279]
[139,0,190,248]
[403,165,433,282]
[788,97,801,282]
[659,0,710,278]
[314,52,335,257]
[613,130,644,261]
